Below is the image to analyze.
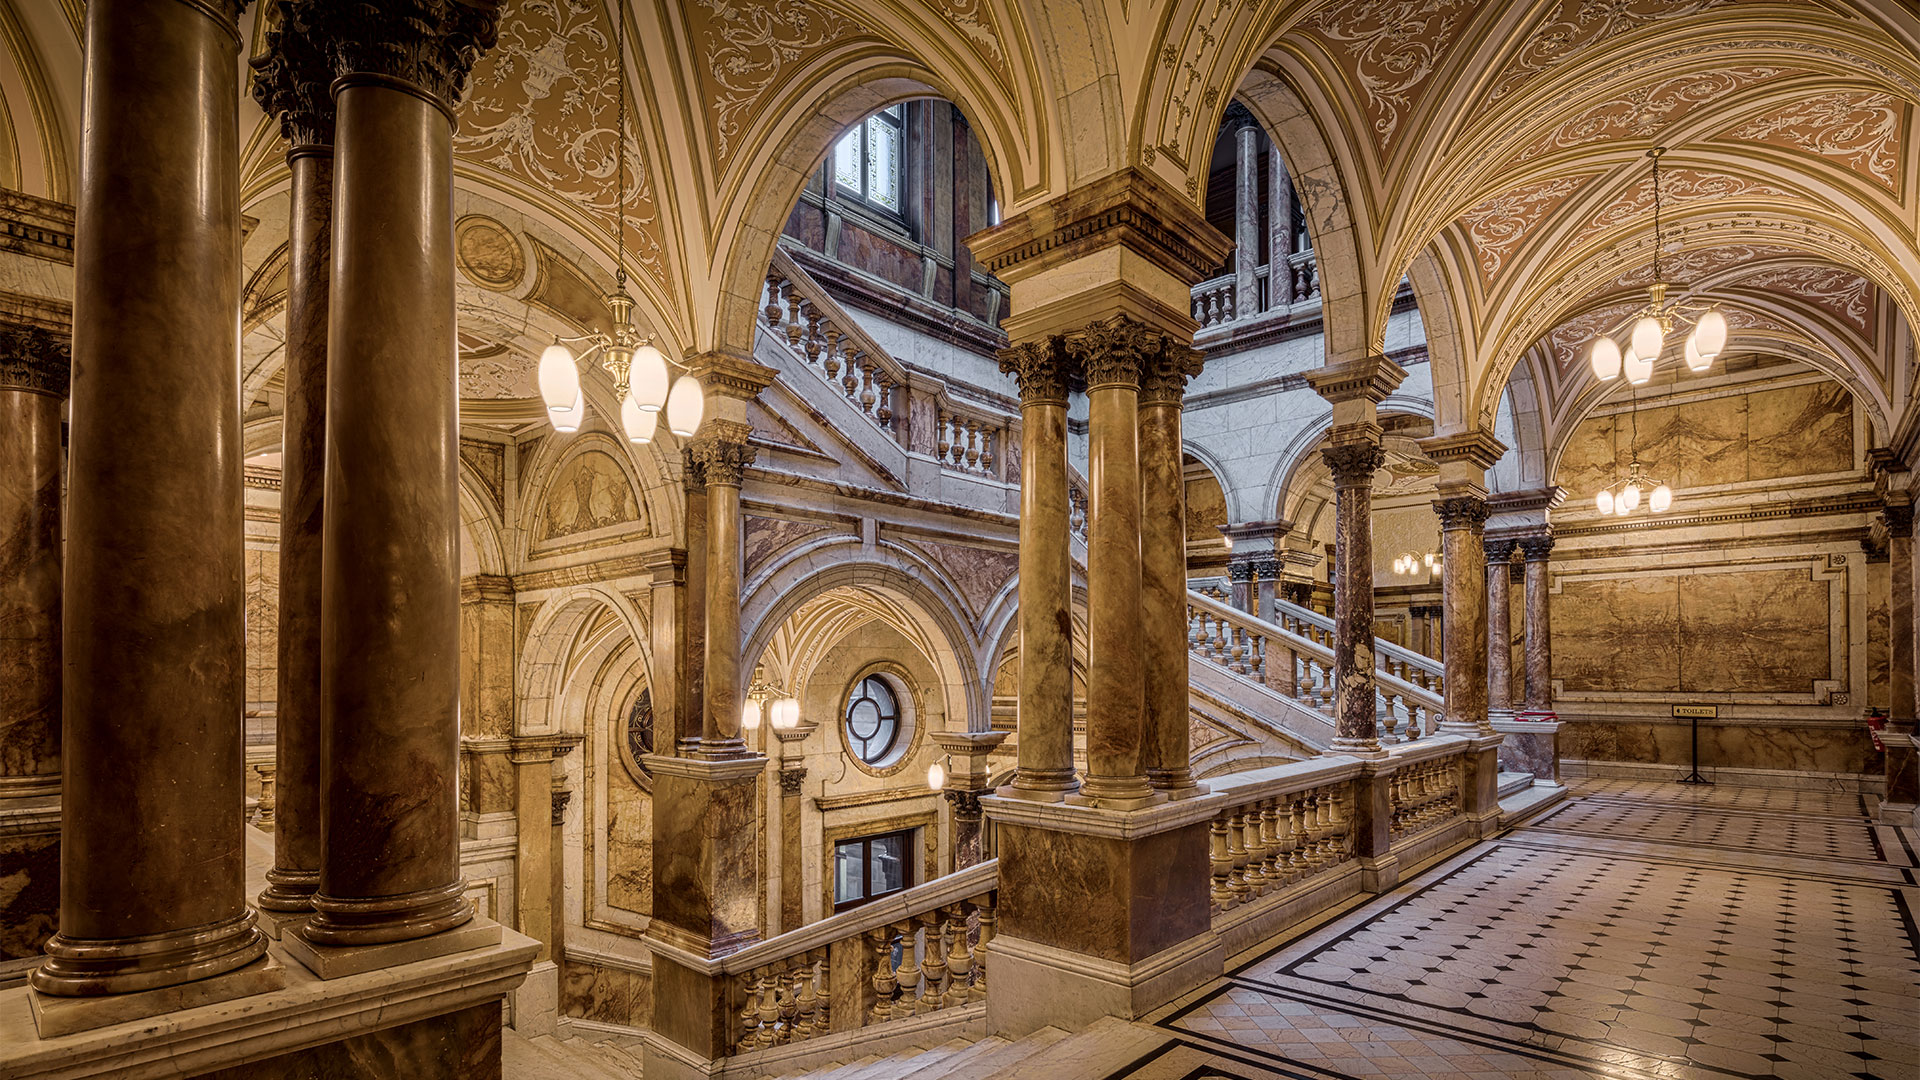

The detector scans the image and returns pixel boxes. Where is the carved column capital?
[1139,342,1204,405]
[1885,502,1916,539]
[943,788,984,821]
[996,339,1073,406]
[318,0,500,112]
[1517,534,1556,562]
[1321,442,1386,489]
[251,0,336,147]
[1485,537,1518,565]
[1433,495,1491,531]
[0,322,71,397]
[551,788,572,827]
[688,420,756,487]
[1066,313,1153,390]
[777,767,807,797]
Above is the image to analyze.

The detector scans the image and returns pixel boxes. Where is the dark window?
[627,688,653,770]
[844,675,901,764]
[833,828,914,912]
[832,105,904,215]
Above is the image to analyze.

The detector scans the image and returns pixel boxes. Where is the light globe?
[1631,315,1664,361]
[1694,309,1727,358]
[1589,337,1622,381]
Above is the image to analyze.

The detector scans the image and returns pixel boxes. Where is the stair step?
[1496,771,1534,798]
[807,1051,886,1080]
[875,1035,1011,1080]
[987,1016,1172,1079]
[938,1027,1070,1080]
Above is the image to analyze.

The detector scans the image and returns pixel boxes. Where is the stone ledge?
[0,928,538,1080]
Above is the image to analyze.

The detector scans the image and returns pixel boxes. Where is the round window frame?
[839,665,922,778]
[615,682,656,790]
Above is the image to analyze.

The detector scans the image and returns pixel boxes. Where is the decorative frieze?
[0,323,71,397]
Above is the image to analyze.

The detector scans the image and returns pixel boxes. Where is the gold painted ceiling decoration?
[686,0,870,173]
[1485,0,1746,106]
[1455,174,1590,289]
[1722,88,1909,193]
[1508,66,1800,167]
[1723,264,1877,336]
[457,0,669,291]
[1584,168,1795,234]
[1297,0,1478,156]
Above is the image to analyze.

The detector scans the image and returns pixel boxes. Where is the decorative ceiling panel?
[685,0,872,175]
[1510,66,1799,165]
[1455,174,1590,289]
[1297,0,1479,158]
[1487,0,1745,107]
[1726,264,1877,336]
[1723,88,1909,192]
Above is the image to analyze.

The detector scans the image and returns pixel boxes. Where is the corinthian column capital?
[997,339,1073,406]
[688,420,757,486]
[1139,342,1204,406]
[251,0,336,147]
[1433,494,1492,532]
[318,0,500,110]
[1320,442,1385,489]
[1066,313,1154,390]
[0,323,71,398]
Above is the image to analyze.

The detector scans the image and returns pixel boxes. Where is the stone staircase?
[504,1024,648,1079]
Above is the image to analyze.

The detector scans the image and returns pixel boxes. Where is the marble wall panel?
[460,595,517,740]
[1746,382,1852,480]
[606,761,653,916]
[188,1001,502,1080]
[1677,568,1830,693]
[1184,470,1228,538]
[561,958,651,1025]
[1561,719,1873,775]
[244,547,279,713]
[743,515,834,575]
[1866,561,1889,708]
[995,821,1211,964]
[1553,576,1680,693]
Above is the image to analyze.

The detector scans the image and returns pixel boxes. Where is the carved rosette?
[251,0,336,147]
[1321,442,1386,490]
[996,339,1072,406]
[0,324,72,398]
[689,420,757,487]
[1885,502,1916,540]
[1433,495,1492,532]
[316,0,501,109]
[1517,534,1556,562]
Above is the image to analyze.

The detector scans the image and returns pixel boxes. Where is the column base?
[255,907,312,942]
[1068,776,1163,811]
[986,932,1220,1039]
[29,952,287,1038]
[1876,800,1917,828]
[30,910,269,999]
[1006,767,1080,802]
[256,866,319,917]
[303,879,474,947]
[286,914,501,980]
[1328,736,1388,759]
[1146,769,1208,800]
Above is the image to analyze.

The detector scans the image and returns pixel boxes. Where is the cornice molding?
[968,167,1233,288]
[1304,355,1407,406]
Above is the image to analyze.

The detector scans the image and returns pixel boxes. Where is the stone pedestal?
[1347,761,1401,892]
[1493,718,1560,783]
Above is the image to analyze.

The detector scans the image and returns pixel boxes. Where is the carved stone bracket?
[1433,495,1492,532]
[251,0,336,147]
[997,338,1073,406]
[1304,355,1407,406]
[313,0,501,111]
[1321,442,1386,489]
[0,322,71,397]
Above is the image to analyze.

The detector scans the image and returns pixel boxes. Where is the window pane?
[865,675,895,715]
[867,118,900,211]
[870,833,907,896]
[834,842,865,904]
[833,129,862,193]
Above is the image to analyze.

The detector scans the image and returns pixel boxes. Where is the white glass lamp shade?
[1616,497,1632,516]
[1631,315,1664,362]
[1589,337,1622,381]
[1649,484,1673,513]
[622,395,657,444]
[1595,489,1614,515]
[1694,309,1727,358]
[630,345,670,412]
[741,698,762,732]
[771,696,800,731]
[539,343,580,414]
[1683,334,1711,373]
[1620,482,1641,512]
[665,375,704,437]
[927,760,946,791]
[1393,556,1406,574]
[551,389,583,433]
[1623,346,1653,385]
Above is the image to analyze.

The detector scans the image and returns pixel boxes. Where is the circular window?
[844,675,902,765]
[626,687,653,774]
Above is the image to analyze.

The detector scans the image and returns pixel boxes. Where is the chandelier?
[1593,398,1672,516]
[535,9,704,442]
[1391,551,1440,576]
[1587,148,1728,385]
[742,671,800,733]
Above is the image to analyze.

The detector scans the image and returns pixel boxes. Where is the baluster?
[980,428,995,474]
[950,416,967,466]
[1226,811,1251,901]
[946,904,974,1006]
[785,283,805,345]
[1193,295,1206,323]
[793,952,820,1040]
[1302,794,1326,868]
[1259,799,1286,882]
[918,911,948,1013]
[1287,798,1310,879]
[859,361,877,413]
[764,272,784,328]
[870,929,899,1024]
[1242,804,1268,896]
[738,970,763,1051]
[803,304,821,362]
[776,963,801,1044]
[1221,288,1234,323]
[1209,814,1233,912]
[843,349,862,398]
[893,921,922,1020]
[965,418,981,469]
[823,326,841,379]
[1274,799,1299,885]
[1228,625,1247,674]
[876,372,895,427]
[936,410,952,462]
[1379,692,1401,743]
[758,964,784,1046]
[1250,633,1266,682]
[973,896,995,1002]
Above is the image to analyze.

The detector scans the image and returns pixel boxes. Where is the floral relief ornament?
[1456,175,1588,287]
[691,0,864,171]
[1302,0,1479,153]
[1728,89,1907,191]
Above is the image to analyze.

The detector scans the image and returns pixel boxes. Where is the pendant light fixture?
[1587,148,1728,384]
[535,9,703,442]
[1591,396,1673,518]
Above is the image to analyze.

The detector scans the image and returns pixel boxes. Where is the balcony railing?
[1190,250,1319,331]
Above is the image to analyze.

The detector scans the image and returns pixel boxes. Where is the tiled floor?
[1116,779,1920,1080]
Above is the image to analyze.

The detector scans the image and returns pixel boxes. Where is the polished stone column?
[647,547,695,752]
[1322,440,1387,754]
[1518,535,1556,720]
[0,325,66,800]
[33,0,270,1002]
[1231,113,1259,317]
[1886,502,1917,814]
[1268,144,1293,271]
[1433,495,1493,734]
[1072,315,1154,807]
[1141,346,1204,794]
[1485,539,1516,720]
[772,723,814,932]
[997,340,1078,799]
[251,7,334,922]
[690,420,756,759]
[299,2,499,956]
[932,731,1009,869]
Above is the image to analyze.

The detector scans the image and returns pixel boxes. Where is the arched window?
[627,688,653,770]
[833,106,904,215]
[843,675,901,764]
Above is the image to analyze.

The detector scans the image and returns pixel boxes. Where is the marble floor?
[1113,779,1920,1080]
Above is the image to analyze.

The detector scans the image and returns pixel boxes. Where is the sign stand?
[1672,704,1714,785]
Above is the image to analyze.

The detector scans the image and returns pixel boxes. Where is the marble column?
[1433,496,1493,734]
[251,7,334,921]
[298,2,499,956]
[996,340,1078,799]
[0,324,66,800]
[1072,315,1155,807]
[1485,538,1516,721]
[1885,503,1917,813]
[690,420,756,760]
[33,0,269,1001]
[772,722,814,933]
[1268,145,1293,276]
[1321,441,1387,754]
[646,548,694,753]
[1518,535,1556,720]
[0,323,66,975]
[1232,115,1260,318]
[1141,346,1204,794]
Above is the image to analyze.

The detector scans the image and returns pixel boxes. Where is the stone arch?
[516,586,650,738]
[515,418,681,552]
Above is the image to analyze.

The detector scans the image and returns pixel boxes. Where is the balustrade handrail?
[719,858,997,976]
[770,245,911,392]
[1270,595,1445,688]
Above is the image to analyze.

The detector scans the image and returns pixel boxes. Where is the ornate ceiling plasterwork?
[1722,264,1877,336]
[1455,173,1590,288]
[1509,65,1798,166]
[1583,168,1794,235]
[1601,241,1801,294]
[685,0,871,174]
[1297,0,1478,157]
[1723,88,1909,192]
[1485,0,1744,106]
[456,0,669,291]
[1541,298,1642,380]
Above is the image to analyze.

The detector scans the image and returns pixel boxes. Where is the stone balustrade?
[1188,252,1319,332]
[1207,781,1351,916]
[716,859,997,1058]
[1388,754,1462,839]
